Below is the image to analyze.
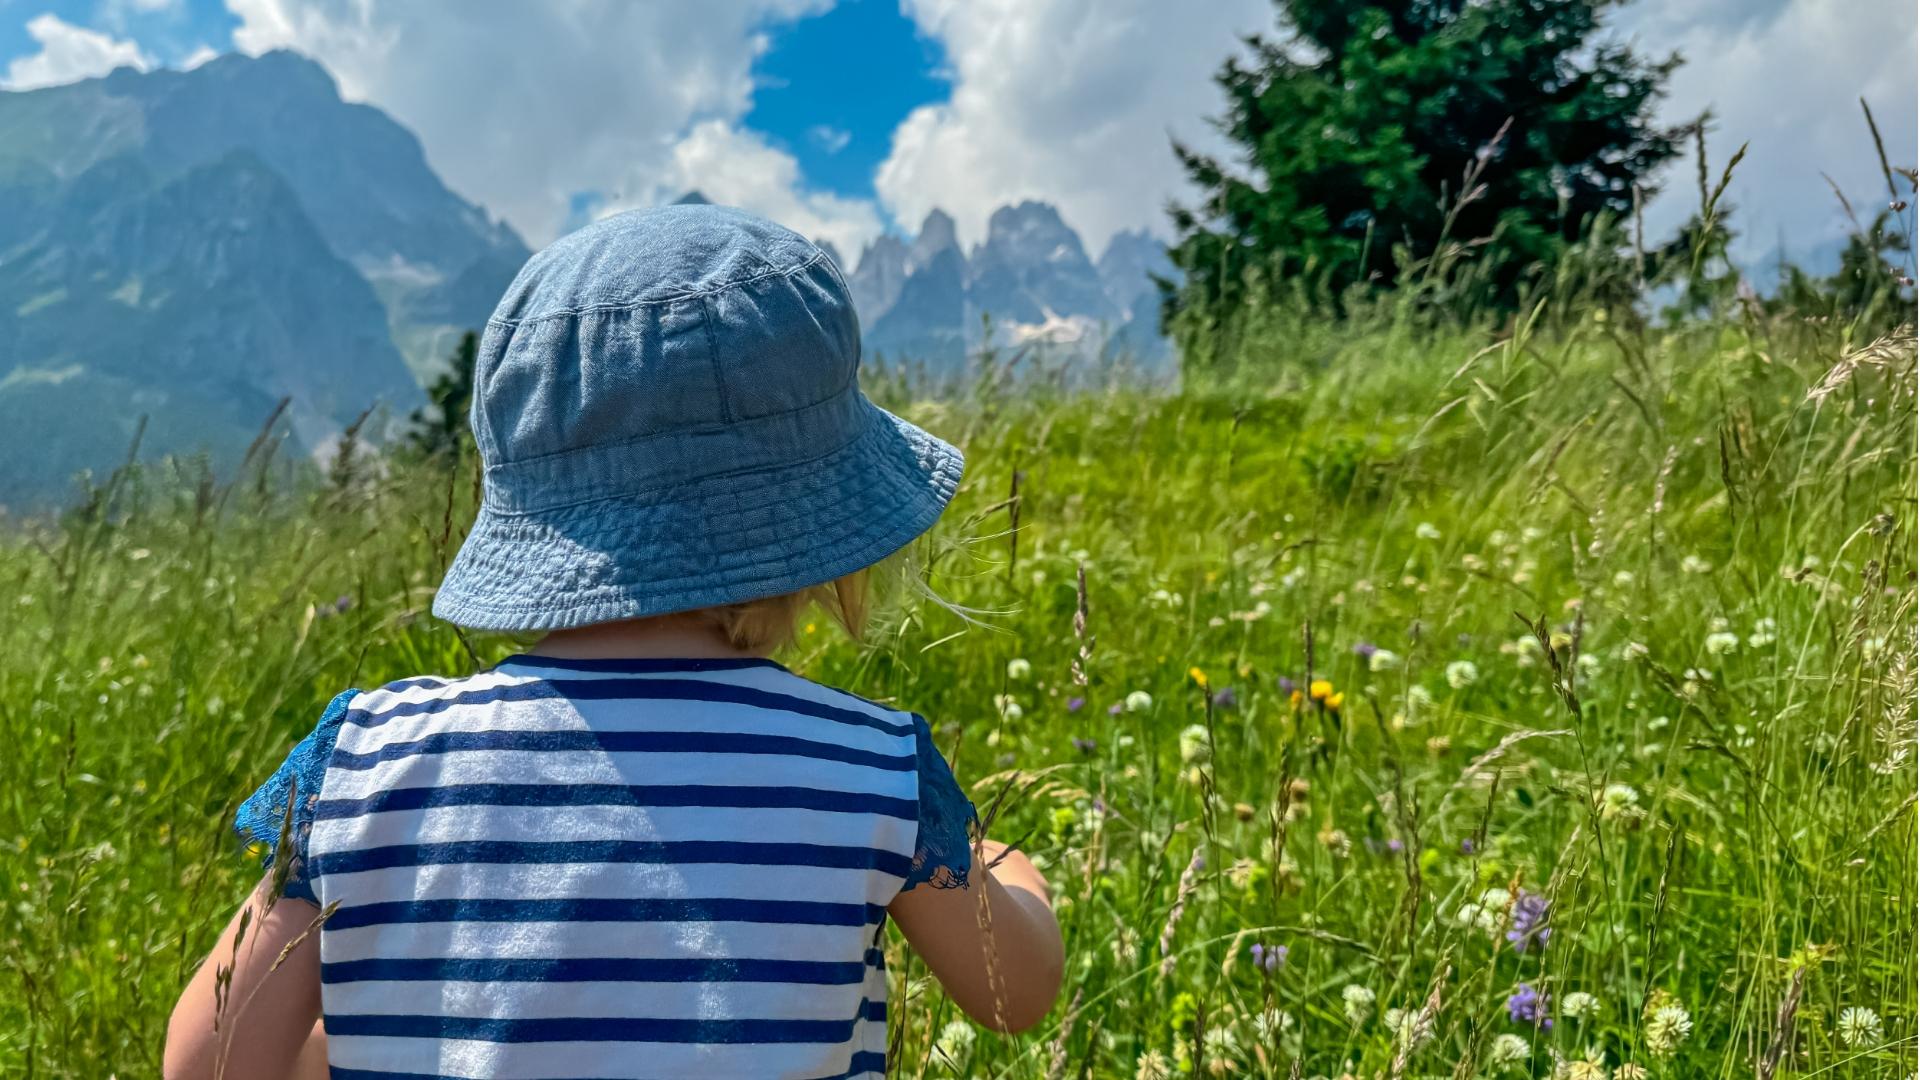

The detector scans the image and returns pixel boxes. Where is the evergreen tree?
[407,331,478,459]
[1167,0,1683,335]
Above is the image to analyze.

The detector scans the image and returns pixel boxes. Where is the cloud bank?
[2,13,152,90]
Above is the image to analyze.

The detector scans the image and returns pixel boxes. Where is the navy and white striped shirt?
[237,654,975,1079]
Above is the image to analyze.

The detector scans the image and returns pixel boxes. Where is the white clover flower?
[993,694,1023,721]
[1445,660,1479,688]
[1251,1007,1294,1041]
[1623,641,1651,661]
[1601,784,1640,814]
[1134,1048,1172,1080]
[1202,1025,1241,1067]
[1178,724,1212,764]
[1006,657,1032,680]
[1124,690,1153,713]
[1489,1032,1530,1066]
[1748,617,1777,648]
[1416,522,1442,540]
[1614,1064,1648,1080]
[1561,991,1599,1020]
[1704,631,1739,656]
[1576,653,1602,677]
[1612,570,1636,588]
[1838,1006,1883,1048]
[1341,984,1376,1025]
[933,1019,976,1071]
[1383,1007,1432,1050]
[1645,1003,1692,1057]
[1522,526,1546,542]
[1710,616,1731,632]
[1681,554,1713,574]
[1369,649,1402,672]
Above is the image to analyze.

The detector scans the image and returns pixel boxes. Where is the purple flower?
[1210,687,1238,710]
[1460,837,1477,855]
[1387,838,1404,853]
[334,594,353,613]
[1352,641,1378,659]
[1507,984,1552,1029]
[1066,697,1086,713]
[1507,890,1551,953]
[1071,736,1097,754]
[1248,942,1287,973]
[1107,701,1124,716]
[1276,676,1296,695]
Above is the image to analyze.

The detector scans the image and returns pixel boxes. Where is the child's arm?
[163,875,323,1080]
[889,839,1064,1033]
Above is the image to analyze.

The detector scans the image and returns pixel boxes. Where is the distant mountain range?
[0,51,1172,507]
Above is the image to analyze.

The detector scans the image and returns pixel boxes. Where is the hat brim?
[431,399,963,632]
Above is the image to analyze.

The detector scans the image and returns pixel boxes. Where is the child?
[164,205,1064,1079]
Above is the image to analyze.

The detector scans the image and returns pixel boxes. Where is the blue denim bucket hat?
[431,204,964,632]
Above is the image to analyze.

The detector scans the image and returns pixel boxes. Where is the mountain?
[0,51,528,506]
[849,202,1172,370]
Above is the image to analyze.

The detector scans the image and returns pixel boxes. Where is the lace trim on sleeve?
[901,714,979,892]
[233,689,357,905]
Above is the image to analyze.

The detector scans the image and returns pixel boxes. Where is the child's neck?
[530,614,766,662]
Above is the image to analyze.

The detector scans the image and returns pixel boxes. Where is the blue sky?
[1,0,1913,268]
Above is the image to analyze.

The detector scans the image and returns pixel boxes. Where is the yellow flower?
[1326,692,1345,710]
[804,622,817,635]
[1188,666,1209,688]
[1309,679,1333,701]
[1288,689,1304,709]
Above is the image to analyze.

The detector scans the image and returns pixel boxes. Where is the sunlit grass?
[0,317,1912,1078]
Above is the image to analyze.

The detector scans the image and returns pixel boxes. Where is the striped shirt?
[236,654,975,1080]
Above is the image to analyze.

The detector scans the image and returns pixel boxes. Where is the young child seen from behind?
[163,205,1064,1080]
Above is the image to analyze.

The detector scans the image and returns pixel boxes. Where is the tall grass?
[0,309,1912,1078]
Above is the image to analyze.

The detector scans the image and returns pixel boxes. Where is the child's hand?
[889,837,1065,1033]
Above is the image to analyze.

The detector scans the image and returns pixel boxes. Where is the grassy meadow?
[0,311,1914,1078]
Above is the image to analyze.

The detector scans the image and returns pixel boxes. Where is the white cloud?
[225,0,841,246]
[177,43,220,70]
[599,119,883,257]
[874,0,1270,253]
[808,124,852,154]
[1617,0,1917,259]
[2,13,152,90]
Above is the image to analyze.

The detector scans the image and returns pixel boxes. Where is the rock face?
[0,51,528,506]
[848,201,1171,371]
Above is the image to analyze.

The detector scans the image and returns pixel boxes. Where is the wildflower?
[1201,1026,1240,1073]
[1508,984,1551,1029]
[1325,691,1345,710]
[1575,652,1601,677]
[1601,783,1641,821]
[1748,617,1777,648]
[1623,640,1651,661]
[1107,701,1124,716]
[1134,1048,1172,1080]
[333,593,353,613]
[1179,724,1212,764]
[1507,890,1551,952]
[1066,696,1085,712]
[1416,522,1442,540]
[1561,991,1598,1021]
[1006,657,1032,680]
[1681,554,1713,574]
[1369,649,1401,672]
[1612,569,1636,588]
[1446,660,1479,688]
[1318,828,1352,857]
[1353,640,1378,660]
[994,695,1023,721]
[1308,679,1334,701]
[1276,676,1296,696]
[1644,1002,1691,1057]
[1407,684,1434,708]
[1210,687,1238,710]
[1488,1032,1530,1067]
[1614,1064,1648,1080]
[933,1019,975,1071]
[1251,1007,1293,1042]
[1838,1006,1882,1048]
[1704,631,1739,656]
[1071,737,1097,754]
[1125,690,1153,713]
[1188,666,1209,688]
[1341,984,1376,1025]
[1556,1055,1607,1080]
[1247,942,1286,973]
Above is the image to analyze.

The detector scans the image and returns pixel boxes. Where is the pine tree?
[1166,0,1683,335]
[407,331,478,460]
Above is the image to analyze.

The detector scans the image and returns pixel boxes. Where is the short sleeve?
[900,715,979,892]
[234,689,358,904]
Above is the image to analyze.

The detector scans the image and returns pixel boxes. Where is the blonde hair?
[701,568,876,654]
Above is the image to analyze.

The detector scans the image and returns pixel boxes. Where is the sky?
[0,0,1913,269]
